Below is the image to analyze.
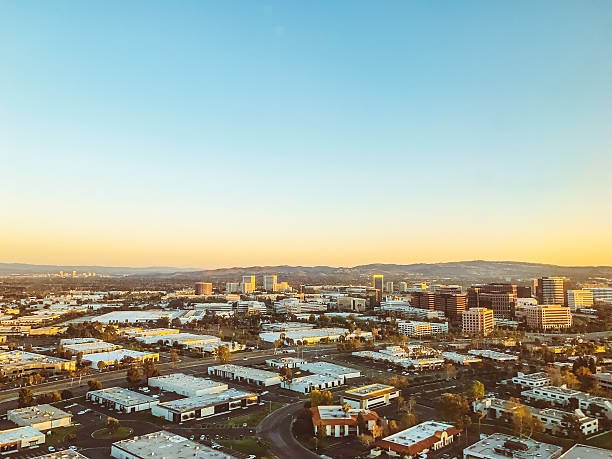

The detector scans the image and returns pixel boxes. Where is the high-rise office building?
[467,283,517,319]
[516,286,532,298]
[194,282,213,296]
[567,290,594,309]
[584,288,612,304]
[241,275,256,294]
[226,282,240,293]
[534,277,569,306]
[462,307,494,336]
[385,281,394,293]
[373,274,384,292]
[526,305,572,330]
[263,275,277,292]
[398,282,408,293]
[410,291,436,310]
[434,293,467,319]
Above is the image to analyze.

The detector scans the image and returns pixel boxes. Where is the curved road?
[258,402,320,459]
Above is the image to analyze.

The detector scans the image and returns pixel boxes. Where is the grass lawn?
[218,437,272,458]
[224,402,285,427]
[91,426,133,440]
[46,425,82,446]
[586,430,612,449]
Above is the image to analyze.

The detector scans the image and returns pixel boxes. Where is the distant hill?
[0,263,196,276]
[1,260,610,282]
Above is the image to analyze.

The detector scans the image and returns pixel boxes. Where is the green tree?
[87,379,103,391]
[18,388,34,408]
[126,364,142,385]
[217,344,231,364]
[471,380,485,401]
[106,416,120,433]
[170,350,179,365]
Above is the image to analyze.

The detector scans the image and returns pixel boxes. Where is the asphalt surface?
[258,401,320,459]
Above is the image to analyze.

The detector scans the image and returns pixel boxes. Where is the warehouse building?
[62,341,123,356]
[0,426,45,454]
[33,450,89,458]
[299,361,361,384]
[148,373,228,397]
[110,430,235,459]
[86,387,158,414]
[82,349,159,368]
[0,351,75,377]
[342,384,400,409]
[7,404,72,430]
[207,364,282,387]
[151,389,259,422]
[282,373,342,393]
[265,357,306,369]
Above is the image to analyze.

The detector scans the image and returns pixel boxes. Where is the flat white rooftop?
[157,389,256,412]
[468,349,519,361]
[88,387,156,407]
[95,310,185,323]
[111,430,235,458]
[148,374,227,393]
[33,451,89,458]
[60,338,101,345]
[82,349,157,366]
[344,384,397,398]
[0,350,70,364]
[560,444,612,458]
[0,426,44,444]
[300,361,360,377]
[380,421,455,447]
[463,433,563,459]
[8,404,71,426]
[209,364,280,380]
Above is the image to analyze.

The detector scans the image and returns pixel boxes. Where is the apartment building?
[462,308,494,336]
[526,305,572,330]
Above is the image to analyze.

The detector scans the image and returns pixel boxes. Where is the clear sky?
[1,1,611,268]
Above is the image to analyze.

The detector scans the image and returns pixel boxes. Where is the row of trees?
[18,388,73,408]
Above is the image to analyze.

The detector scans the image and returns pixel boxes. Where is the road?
[0,345,339,406]
[258,402,320,459]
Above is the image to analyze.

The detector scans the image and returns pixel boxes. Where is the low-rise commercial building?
[152,389,259,422]
[522,385,612,419]
[0,426,45,454]
[82,349,159,368]
[311,405,378,437]
[0,351,75,377]
[282,374,342,393]
[34,450,90,458]
[473,397,598,437]
[468,349,518,362]
[265,357,306,369]
[148,374,228,397]
[593,372,612,391]
[63,341,123,356]
[376,421,460,457]
[560,444,612,458]
[441,352,482,365]
[260,327,371,345]
[7,404,71,430]
[207,364,282,386]
[86,387,158,414]
[111,431,235,459]
[463,433,563,459]
[398,320,448,337]
[512,372,551,389]
[299,361,360,383]
[342,384,399,409]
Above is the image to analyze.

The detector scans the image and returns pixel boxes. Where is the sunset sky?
[1,1,611,268]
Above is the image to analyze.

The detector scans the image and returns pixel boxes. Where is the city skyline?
[1,1,611,267]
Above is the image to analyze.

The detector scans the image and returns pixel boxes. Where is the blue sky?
[1,1,611,267]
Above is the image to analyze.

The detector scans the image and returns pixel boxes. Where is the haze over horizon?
[1,1,611,267]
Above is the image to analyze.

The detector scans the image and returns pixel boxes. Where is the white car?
[48,447,56,452]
